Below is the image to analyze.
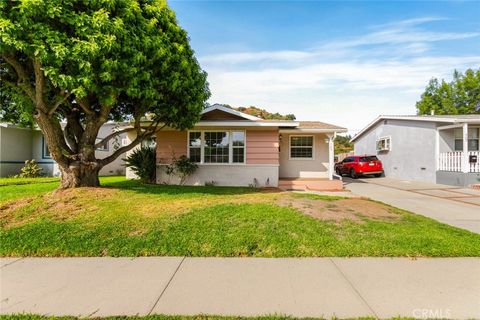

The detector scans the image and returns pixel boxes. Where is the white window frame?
[187,130,246,165]
[454,127,479,151]
[376,136,392,152]
[289,135,315,160]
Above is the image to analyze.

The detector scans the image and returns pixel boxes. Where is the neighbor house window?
[188,130,246,164]
[454,128,479,151]
[290,136,313,159]
[42,137,51,158]
[188,131,202,163]
[376,136,391,152]
[95,138,109,151]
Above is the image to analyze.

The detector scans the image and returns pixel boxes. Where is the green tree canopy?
[416,69,480,115]
[0,0,209,187]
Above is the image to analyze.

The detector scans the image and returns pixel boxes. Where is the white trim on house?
[279,128,347,133]
[288,135,315,161]
[195,120,299,127]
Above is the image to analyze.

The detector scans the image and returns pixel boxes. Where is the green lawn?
[1,176,479,257]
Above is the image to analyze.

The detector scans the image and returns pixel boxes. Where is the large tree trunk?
[59,162,101,188]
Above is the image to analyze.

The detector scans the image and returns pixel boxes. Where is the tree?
[416,69,480,115]
[334,134,353,155]
[0,0,210,188]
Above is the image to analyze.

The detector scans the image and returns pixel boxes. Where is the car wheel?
[335,168,341,176]
[350,169,358,179]
[374,173,381,178]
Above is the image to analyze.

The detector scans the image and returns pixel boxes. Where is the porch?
[437,122,479,174]
[438,151,480,173]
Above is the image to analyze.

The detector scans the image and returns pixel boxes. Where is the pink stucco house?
[126,104,346,190]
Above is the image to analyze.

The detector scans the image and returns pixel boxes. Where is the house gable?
[200,109,248,121]
[200,104,261,121]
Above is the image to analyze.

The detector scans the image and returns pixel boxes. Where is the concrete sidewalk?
[1,257,479,319]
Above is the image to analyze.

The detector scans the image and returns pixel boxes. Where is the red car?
[335,155,383,179]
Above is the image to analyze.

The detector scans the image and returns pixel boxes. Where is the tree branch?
[2,53,36,103]
[48,91,72,116]
[32,58,47,111]
[94,127,132,148]
[98,123,165,166]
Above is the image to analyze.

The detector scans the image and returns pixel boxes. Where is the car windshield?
[359,156,378,162]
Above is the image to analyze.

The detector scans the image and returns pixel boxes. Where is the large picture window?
[454,128,479,151]
[290,136,313,159]
[188,131,245,164]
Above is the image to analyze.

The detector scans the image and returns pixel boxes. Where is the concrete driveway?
[344,177,480,234]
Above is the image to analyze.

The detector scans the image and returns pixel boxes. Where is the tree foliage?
[219,104,295,120]
[0,0,210,187]
[236,106,296,120]
[334,134,353,155]
[416,69,480,115]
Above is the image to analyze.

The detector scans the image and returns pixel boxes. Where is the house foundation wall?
[156,164,279,187]
[436,171,480,187]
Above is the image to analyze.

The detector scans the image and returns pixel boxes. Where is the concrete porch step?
[278,179,344,191]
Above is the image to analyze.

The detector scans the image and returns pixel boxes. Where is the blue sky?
[169,1,480,134]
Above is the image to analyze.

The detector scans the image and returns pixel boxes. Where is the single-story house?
[0,122,128,177]
[351,115,480,186]
[125,104,347,189]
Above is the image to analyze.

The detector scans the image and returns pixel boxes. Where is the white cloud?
[199,17,480,134]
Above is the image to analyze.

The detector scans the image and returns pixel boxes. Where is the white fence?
[438,151,480,173]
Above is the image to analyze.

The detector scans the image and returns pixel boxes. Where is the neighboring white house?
[0,122,128,177]
[351,115,480,187]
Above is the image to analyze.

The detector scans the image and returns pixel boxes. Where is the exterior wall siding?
[353,119,437,183]
[279,133,329,178]
[156,130,188,163]
[152,129,279,186]
[246,130,279,165]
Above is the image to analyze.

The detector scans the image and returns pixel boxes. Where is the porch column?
[462,123,469,173]
[327,133,335,180]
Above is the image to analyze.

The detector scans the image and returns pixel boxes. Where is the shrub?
[17,160,43,178]
[163,155,198,185]
[174,155,198,185]
[124,147,157,183]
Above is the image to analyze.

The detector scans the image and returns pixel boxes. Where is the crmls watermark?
[412,308,451,319]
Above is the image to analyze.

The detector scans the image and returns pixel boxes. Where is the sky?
[168,0,480,135]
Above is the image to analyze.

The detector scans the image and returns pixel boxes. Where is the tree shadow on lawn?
[102,178,280,196]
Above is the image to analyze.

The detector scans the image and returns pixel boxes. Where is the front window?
[204,131,230,163]
[454,128,479,151]
[290,136,313,159]
[232,131,245,163]
[188,131,245,164]
[188,132,202,163]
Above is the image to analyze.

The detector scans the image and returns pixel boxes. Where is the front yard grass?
[1,176,479,257]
